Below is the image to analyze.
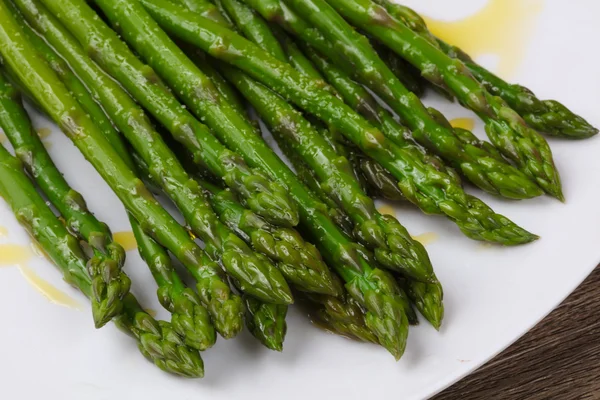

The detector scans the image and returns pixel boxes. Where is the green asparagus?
[321,0,562,199]
[188,0,433,281]
[31,0,297,229]
[220,63,434,281]
[78,0,412,359]
[3,0,243,339]
[132,221,216,350]
[200,180,339,295]
[404,278,444,330]
[373,0,598,140]
[238,0,545,201]
[0,142,204,377]
[244,295,288,351]
[22,0,293,307]
[0,70,130,327]
[136,0,538,246]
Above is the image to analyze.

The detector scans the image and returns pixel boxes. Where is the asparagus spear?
[319,0,562,199]
[1,0,243,339]
[187,0,433,280]
[131,221,216,350]
[19,0,293,306]
[404,278,444,331]
[298,43,463,187]
[0,70,129,327]
[0,143,204,377]
[299,290,378,344]
[200,180,339,295]
[373,0,598,140]
[243,295,288,351]
[220,63,434,281]
[237,0,546,201]
[31,1,297,229]
[135,0,538,246]
[75,0,408,358]
[274,32,407,201]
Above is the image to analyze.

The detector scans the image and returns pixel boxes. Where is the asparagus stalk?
[243,295,288,351]
[238,0,545,201]
[136,0,538,246]
[32,0,297,229]
[0,69,129,328]
[2,0,243,339]
[79,0,410,358]
[373,0,598,140]
[131,221,216,350]
[404,278,444,331]
[189,0,433,280]
[274,32,407,201]
[0,143,204,377]
[20,0,293,307]
[220,63,434,282]
[321,0,562,199]
[200,180,339,295]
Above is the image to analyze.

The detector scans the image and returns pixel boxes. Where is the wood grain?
[434,265,600,400]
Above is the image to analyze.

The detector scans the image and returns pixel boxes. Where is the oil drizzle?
[412,232,439,246]
[18,265,83,310]
[114,231,138,251]
[0,226,8,237]
[36,127,52,139]
[377,204,397,217]
[145,308,158,318]
[450,117,475,131]
[424,0,544,78]
[0,132,6,143]
[0,244,32,267]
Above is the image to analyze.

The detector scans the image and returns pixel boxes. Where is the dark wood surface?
[434,265,600,400]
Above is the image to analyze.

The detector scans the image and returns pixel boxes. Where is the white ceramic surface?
[1,1,599,399]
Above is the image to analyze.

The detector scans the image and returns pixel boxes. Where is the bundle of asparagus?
[0,0,595,377]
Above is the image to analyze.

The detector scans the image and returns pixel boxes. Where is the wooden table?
[434,265,600,400]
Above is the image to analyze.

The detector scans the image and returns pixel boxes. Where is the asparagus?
[132,221,216,350]
[275,33,407,201]
[0,143,204,377]
[200,180,339,295]
[221,63,434,281]
[404,278,444,330]
[321,0,562,199]
[0,70,128,327]
[190,0,432,280]
[23,0,293,306]
[137,0,538,246]
[35,0,297,229]
[2,0,243,339]
[298,43,463,187]
[76,0,412,358]
[373,0,598,140]
[373,44,425,97]
[299,290,378,344]
[238,0,546,201]
[243,295,288,351]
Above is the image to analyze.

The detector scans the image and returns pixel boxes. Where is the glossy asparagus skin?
[34,2,298,229]
[0,69,129,328]
[243,295,288,351]
[132,221,216,350]
[0,142,204,377]
[321,0,562,199]
[137,0,538,246]
[200,180,339,295]
[25,0,293,308]
[404,278,444,331]
[220,63,434,281]
[373,0,598,140]
[191,0,433,281]
[111,0,411,359]
[4,0,243,339]
[239,0,545,201]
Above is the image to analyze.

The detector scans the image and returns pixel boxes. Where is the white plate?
[1,0,599,399]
